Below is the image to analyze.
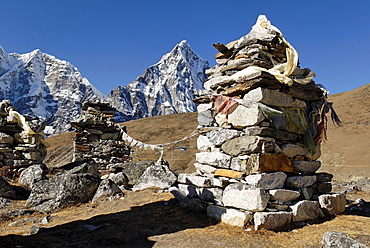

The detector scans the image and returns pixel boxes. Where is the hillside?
[319,83,370,181]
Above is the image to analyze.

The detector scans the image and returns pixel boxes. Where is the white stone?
[290,200,324,222]
[197,135,214,152]
[321,231,368,248]
[293,160,321,173]
[197,102,213,113]
[243,87,293,107]
[244,172,287,190]
[196,152,231,168]
[198,187,223,205]
[285,175,317,189]
[178,183,198,198]
[253,211,292,231]
[206,129,240,146]
[230,155,249,172]
[177,174,212,187]
[227,104,265,128]
[215,113,231,128]
[269,189,300,203]
[222,183,269,212]
[210,178,228,188]
[207,205,253,227]
[194,163,217,175]
[318,193,346,216]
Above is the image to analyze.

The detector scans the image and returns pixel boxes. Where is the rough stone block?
[197,135,214,152]
[245,153,294,174]
[198,110,214,126]
[243,87,293,107]
[285,175,317,189]
[290,200,324,222]
[318,193,346,216]
[293,160,321,173]
[268,189,301,203]
[230,155,249,172]
[196,152,231,168]
[198,187,223,205]
[221,136,275,156]
[244,172,287,190]
[223,183,269,212]
[207,205,253,227]
[321,231,368,248]
[227,104,265,128]
[254,212,293,231]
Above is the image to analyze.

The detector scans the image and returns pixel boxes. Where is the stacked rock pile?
[171,15,345,231]
[0,100,47,173]
[71,101,131,171]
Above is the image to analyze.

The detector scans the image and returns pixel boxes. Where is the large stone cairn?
[71,101,131,171]
[0,100,47,174]
[171,15,345,231]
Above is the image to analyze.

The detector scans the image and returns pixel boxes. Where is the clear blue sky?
[1,0,369,95]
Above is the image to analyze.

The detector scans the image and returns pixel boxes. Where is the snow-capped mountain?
[107,40,209,122]
[0,46,105,136]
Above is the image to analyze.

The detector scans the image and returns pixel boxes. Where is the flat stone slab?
[214,169,245,179]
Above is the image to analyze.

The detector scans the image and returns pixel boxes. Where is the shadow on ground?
[0,200,213,248]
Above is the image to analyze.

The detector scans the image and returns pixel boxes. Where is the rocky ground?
[0,85,369,247]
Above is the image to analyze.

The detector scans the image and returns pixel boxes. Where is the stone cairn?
[0,100,47,176]
[171,15,345,231]
[71,101,131,171]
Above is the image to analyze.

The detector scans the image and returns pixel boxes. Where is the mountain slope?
[0,46,105,136]
[107,40,209,121]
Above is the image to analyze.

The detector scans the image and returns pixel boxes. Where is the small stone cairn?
[0,100,47,174]
[171,15,345,231]
[71,101,131,171]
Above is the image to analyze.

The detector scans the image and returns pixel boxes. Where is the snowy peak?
[107,40,209,122]
[0,47,106,136]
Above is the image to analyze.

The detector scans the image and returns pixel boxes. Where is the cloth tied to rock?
[210,95,239,114]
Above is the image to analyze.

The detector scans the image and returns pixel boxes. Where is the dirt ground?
[0,84,369,247]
